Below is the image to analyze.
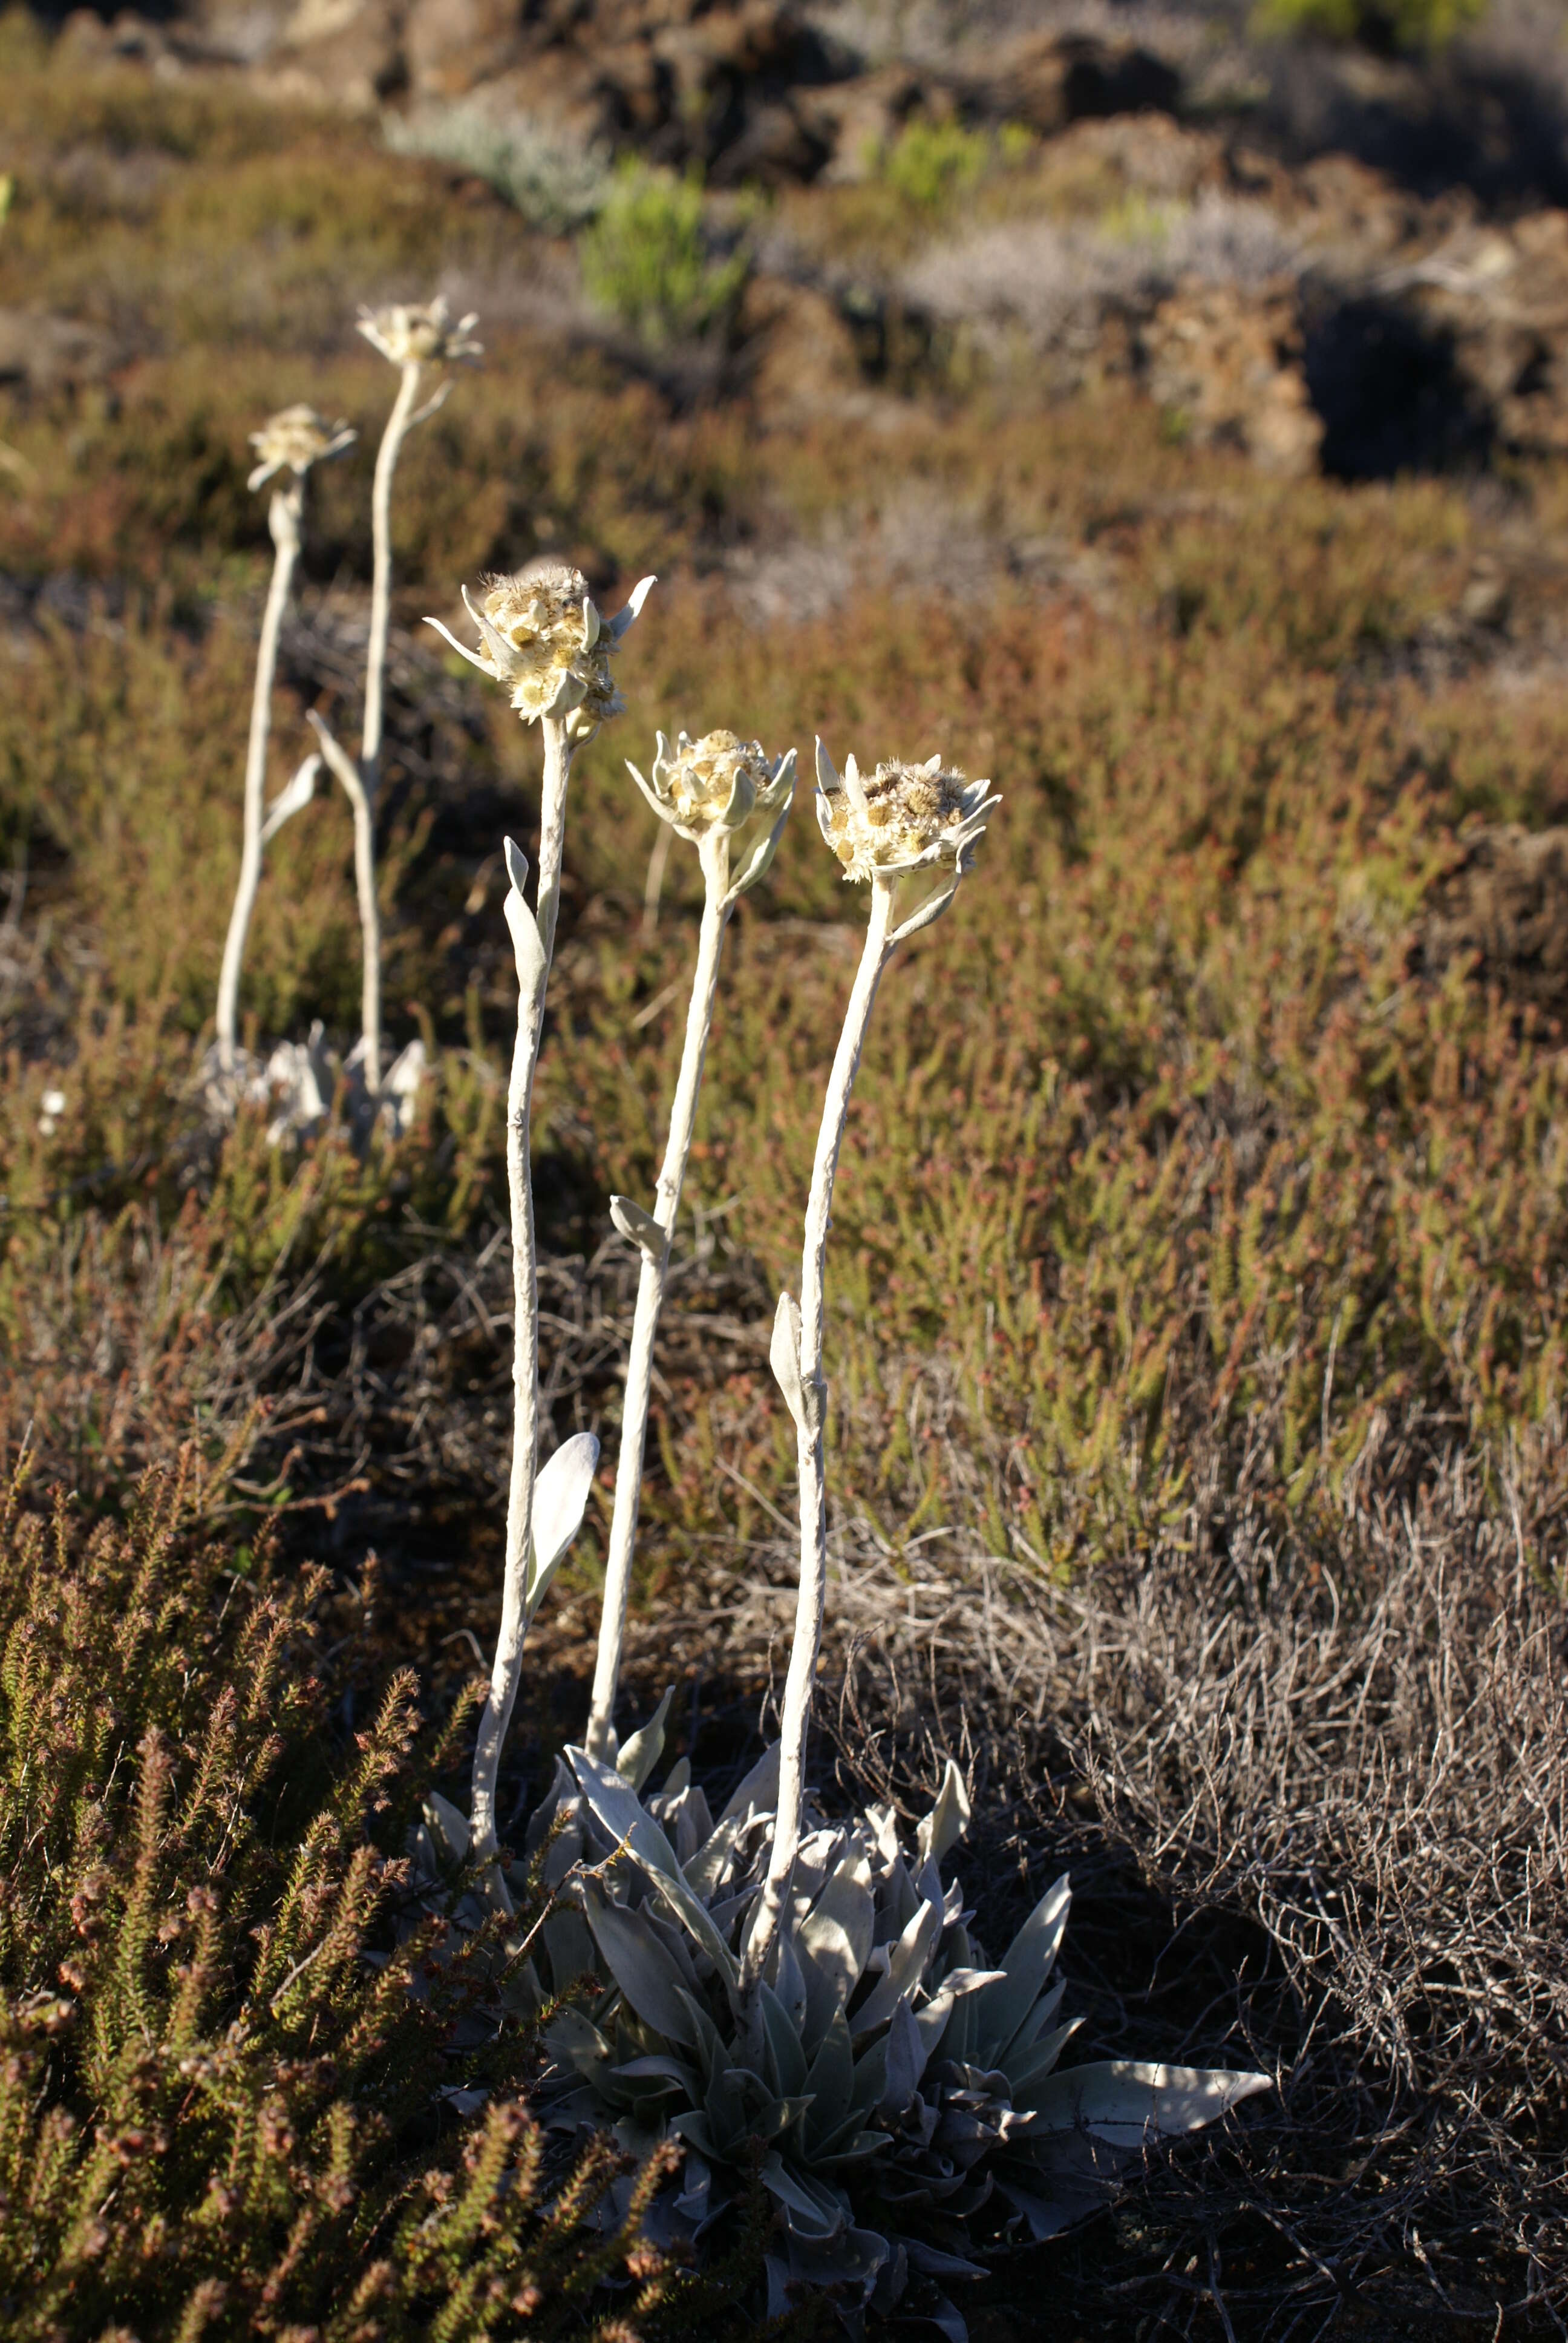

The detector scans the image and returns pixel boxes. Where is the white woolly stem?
[535,717,571,962]
[586,828,732,1761]
[745,873,895,1991]
[215,480,302,1070]
[345,359,420,1095]
[469,721,576,1858]
[363,360,419,782]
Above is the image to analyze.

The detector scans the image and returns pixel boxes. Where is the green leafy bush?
[0,1461,685,2342]
[870,118,1033,214]
[1253,0,1487,50]
[579,166,749,346]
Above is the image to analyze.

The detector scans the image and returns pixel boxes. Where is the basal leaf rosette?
[532,1723,1270,2333]
[356,294,483,368]
[426,559,656,733]
[246,404,356,492]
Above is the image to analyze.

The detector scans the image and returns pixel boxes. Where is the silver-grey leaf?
[610,1193,666,1262]
[1021,2058,1272,2141]
[769,1289,806,1430]
[970,1872,1071,2064]
[615,1685,674,1791]
[581,1884,699,2046]
[915,1758,971,1870]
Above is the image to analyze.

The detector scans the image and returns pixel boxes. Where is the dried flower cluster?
[817,749,998,883]
[629,727,793,842]
[429,560,651,736]
[245,402,355,491]
[357,294,483,369]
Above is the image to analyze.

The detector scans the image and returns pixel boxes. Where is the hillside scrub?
[1,25,1567,2336]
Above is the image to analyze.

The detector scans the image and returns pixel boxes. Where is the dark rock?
[1141,277,1322,476]
[1423,826,1568,1016]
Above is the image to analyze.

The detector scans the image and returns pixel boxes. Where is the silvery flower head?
[426,559,655,729]
[815,744,998,885]
[629,728,795,846]
[356,295,483,369]
[247,404,356,491]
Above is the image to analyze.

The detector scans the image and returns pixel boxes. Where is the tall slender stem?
[215,482,302,1072]
[534,718,572,963]
[586,830,732,1760]
[348,771,383,1092]
[469,723,575,1858]
[363,361,419,788]
[345,359,420,1095]
[745,874,895,1989]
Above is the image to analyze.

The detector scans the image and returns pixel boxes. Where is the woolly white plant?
[745,742,1000,1993]
[526,741,1269,2333]
[584,730,796,1762]
[425,557,655,1868]
[310,297,482,1094]
[214,404,354,1073]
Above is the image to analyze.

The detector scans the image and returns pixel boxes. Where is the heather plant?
[0,1457,691,2341]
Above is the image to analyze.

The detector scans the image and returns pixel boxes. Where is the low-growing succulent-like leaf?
[1021,2058,1272,2140]
[1005,2018,1083,2096]
[851,1892,942,2036]
[880,1997,929,2115]
[798,1850,875,2050]
[526,1432,600,1617]
[760,1981,811,2102]
[915,1758,972,1870]
[581,1885,701,2046]
[616,1686,674,1791]
[422,1789,471,1863]
[569,1746,742,1991]
[685,1742,779,1898]
[1002,1971,1067,2065]
[803,2005,855,2151]
[969,1872,1071,2064]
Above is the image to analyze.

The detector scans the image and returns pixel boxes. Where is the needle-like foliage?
[0,1455,693,2343]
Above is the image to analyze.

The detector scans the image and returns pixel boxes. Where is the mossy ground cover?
[2,24,1566,2335]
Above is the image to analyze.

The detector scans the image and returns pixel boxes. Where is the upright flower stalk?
[743,742,998,1992]
[312,298,481,1093]
[215,405,353,1072]
[584,732,795,1761]
[425,559,655,1863]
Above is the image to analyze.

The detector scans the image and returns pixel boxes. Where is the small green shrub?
[579,165,749,346]
[0,1460,689,2342]
[876,117,991,212]
[1253,0,1487,50]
